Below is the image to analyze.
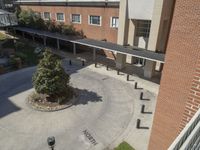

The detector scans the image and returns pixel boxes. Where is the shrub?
[18,9,35,27]
[17,9,84,36]
[32,49,71,103]
[114,142,135,150]
[15,52,27,63]
[29,92,48,102]
[9,57,22,69]
[45,20,57,32]
[62,24,76,35]
[15,41,26,50]
[2,39,14,48]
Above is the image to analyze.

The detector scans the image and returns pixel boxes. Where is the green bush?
[32,49,71,103]
[15,52,27,63]
[17,9,84,36]
[15,41,26,50]
[114,142,135,150]
[9,57,22,69]
[2,39,14,48]
[45,20,58,32]
[29,92,48,102]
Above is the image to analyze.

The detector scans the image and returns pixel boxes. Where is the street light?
[47,136,55,150]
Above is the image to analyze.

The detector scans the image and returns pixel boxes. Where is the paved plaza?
[0,59,157,150]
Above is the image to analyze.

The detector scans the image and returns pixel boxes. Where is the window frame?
[56,13,65,22]
[71,14,81,24]
[110,17,119,28]
[88,15,102,26]
[43,12,51,20]
[135,20,151,38]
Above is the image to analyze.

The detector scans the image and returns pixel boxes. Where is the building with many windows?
[14,0,200,149]
[16,0,120,43]
[15,0,174,79]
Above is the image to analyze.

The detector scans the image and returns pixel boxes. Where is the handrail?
[168,108,200,150]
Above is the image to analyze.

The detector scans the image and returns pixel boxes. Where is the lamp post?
[47,136,55,150]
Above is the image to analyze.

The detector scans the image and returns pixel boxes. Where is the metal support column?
[93,48,96,61]
[43,37,47,46]
[57,39,60,50]
[73,43,76,56]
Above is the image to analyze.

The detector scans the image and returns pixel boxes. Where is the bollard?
[82,60,85,66]
[95,62,97,68]
[136,119,141,129]
[141,104,152,114]
[106,65,109,71]
[140,92,150,101]
[136,119,149,129]
[140,92,143,100]
[135,82,143,90]
[135,82,138,89]
[117,70,120,75]
[127,74,129,81]
[141,105,145,113]
[69,60,72,65]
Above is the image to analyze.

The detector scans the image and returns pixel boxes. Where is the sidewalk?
[55,50,159,150]
[53,49,160,94]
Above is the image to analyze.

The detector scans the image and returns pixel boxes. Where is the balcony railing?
[168,108,200,150]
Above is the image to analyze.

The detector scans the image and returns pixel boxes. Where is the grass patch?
[114,142,135,150]
[0,32,9,41]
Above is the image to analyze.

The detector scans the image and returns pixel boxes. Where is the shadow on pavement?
[0,100,21,118]
[0,67,34,118]
[73,88,102,105]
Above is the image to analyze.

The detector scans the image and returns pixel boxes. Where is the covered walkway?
[13,27,165,63]
[13,26,165,79]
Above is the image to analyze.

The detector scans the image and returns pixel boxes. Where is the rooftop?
[14,26,165,63]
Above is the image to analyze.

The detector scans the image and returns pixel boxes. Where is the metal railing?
[0,13,18,27]
[168,108,200,150]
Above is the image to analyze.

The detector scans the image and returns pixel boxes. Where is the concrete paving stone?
[0,59,158,150]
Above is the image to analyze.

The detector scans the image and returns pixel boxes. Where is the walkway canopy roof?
[14,27,165,63]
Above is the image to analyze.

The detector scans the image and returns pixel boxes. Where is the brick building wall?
[148,0,200,149]
[20,5,119,43]
[180,59,200,129]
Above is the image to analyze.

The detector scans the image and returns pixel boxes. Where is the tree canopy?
[32,49,70,100]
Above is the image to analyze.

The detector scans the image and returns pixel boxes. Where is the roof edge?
[15,1,120,7]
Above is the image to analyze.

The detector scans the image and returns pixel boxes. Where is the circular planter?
[27,92,77,112]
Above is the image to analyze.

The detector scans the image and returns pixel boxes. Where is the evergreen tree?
[32,49,70,102]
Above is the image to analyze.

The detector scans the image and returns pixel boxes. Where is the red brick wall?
[20,5,119,43]
[149,0,200,149]
[180,60,200,129]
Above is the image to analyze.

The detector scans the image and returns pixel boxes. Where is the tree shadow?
[73,88,102,105]
[62,58,93,75]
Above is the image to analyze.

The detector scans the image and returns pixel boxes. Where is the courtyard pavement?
[0,59,157,150]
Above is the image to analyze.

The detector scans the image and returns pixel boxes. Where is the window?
[111,17,119,28]
[43,12,51,20]
[89,15,101,26]
[56,13,65,22]
[71,14,81,23]
[135,20,151,38]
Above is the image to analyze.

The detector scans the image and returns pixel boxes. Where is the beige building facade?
[116,0,174,78]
